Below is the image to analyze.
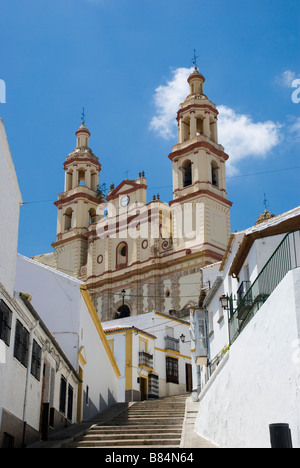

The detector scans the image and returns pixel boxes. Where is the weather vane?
[81,107,85,124]
[263,193,269,211]
[192,49,199,69]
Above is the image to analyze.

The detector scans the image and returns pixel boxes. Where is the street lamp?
[121,289,126,307]
[220,294,229,310]
[180,334,191,343]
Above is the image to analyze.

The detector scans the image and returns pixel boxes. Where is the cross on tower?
[192,49,199,69]
[81,107,85,124]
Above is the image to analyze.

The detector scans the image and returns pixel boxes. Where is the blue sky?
[0,0,299,257]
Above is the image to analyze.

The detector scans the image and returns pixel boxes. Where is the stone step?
[108,419,184,426]
[89,426,182,434]
[74,437,181,447]
[115,411,185,419]
[69,395,188,449]
[80,432,181,442]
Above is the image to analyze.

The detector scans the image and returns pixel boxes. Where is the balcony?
[229,230,300,344]
[139,351,153,368]
[164,335,180,352]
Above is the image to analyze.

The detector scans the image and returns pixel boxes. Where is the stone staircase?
[70,394,188,448]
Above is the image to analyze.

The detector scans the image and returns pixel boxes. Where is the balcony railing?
[139,351,153,368]
[229,230,300,345]
[236,280,251,305]
[164,335,180,352]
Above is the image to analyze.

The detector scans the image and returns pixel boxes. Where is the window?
[67,384,73,421]
[14,320,29,367]
[166,357,179,384]
[78,169,85,186]
[148,374,159,399]
[0,300,12,346]
[116,242,128,267]
[89,208,96,224]
[211,162,219,187]
[59,376,67,414]
[64,207,73,231]
[31,340,42,380]
[182,160,192,187]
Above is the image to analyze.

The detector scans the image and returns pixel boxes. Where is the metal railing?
[164,335,180,352]
[229,231,300,344]
[139,351,153,368]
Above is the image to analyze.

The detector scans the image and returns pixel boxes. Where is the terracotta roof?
[104,325,156,339]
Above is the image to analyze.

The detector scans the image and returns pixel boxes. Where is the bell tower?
[52,121,103,277]
[169,67,232,262]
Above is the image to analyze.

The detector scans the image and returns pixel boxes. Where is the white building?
[15,255,120,422]
[102,311,192,402]
[192,206,300,448]
[0,119,80,447]
[0,119,22,297]
[0,289,81,447]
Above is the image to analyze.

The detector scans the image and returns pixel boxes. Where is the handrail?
[229,230,300,344]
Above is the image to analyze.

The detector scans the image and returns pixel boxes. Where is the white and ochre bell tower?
[52,120,103,277]
[169,67,232,263]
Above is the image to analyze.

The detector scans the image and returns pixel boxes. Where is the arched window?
[78,168,85,186]
[211,161,219,187]
[182,116,191,142]
[116,242,128,267]
[196,117,204,136]
[182,160,192,187]
[64,208,73,231]
[89,208,96,224]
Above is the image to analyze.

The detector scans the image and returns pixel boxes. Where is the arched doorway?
[115,304,131,319]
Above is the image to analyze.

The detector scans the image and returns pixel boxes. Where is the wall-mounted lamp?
[180,334,191,343]
[220,294,230,310]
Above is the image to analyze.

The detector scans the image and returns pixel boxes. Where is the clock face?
[120,195,130,207]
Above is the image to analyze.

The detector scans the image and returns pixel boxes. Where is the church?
[33,67,232,322]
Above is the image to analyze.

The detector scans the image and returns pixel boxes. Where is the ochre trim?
[155,347,191,360]
[125,329,133,390]
[80,285,121,378]
[78,346,87,366]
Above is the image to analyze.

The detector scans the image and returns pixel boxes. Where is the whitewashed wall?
[195,268,300,448]
[15,255,119,419]
[0,119,22,296]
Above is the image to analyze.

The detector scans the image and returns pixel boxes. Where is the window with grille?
[14,320,29,367]
[166,356,179,384]
[59,376,67,414]
[31,339,42,380]
[0,300,12,346]
[67,384,73,421]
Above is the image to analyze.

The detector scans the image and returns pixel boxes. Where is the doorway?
[185,363,192,392]
[140,376,148,401]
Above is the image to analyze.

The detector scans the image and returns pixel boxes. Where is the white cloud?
[149,67,193,139]
[276,70,299,87]
[218,106,282,174]
[150,67,282,174]
[289,116,300,140]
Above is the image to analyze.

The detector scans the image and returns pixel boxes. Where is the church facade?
[34,67,232,322]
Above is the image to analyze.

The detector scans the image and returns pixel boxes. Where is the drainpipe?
[22,319,39,447]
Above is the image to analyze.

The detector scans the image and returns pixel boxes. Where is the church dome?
[75,122,91,137]
[255,209,276,225]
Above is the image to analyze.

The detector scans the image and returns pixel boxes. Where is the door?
[140,376,147,401]
[185,363,192,392]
